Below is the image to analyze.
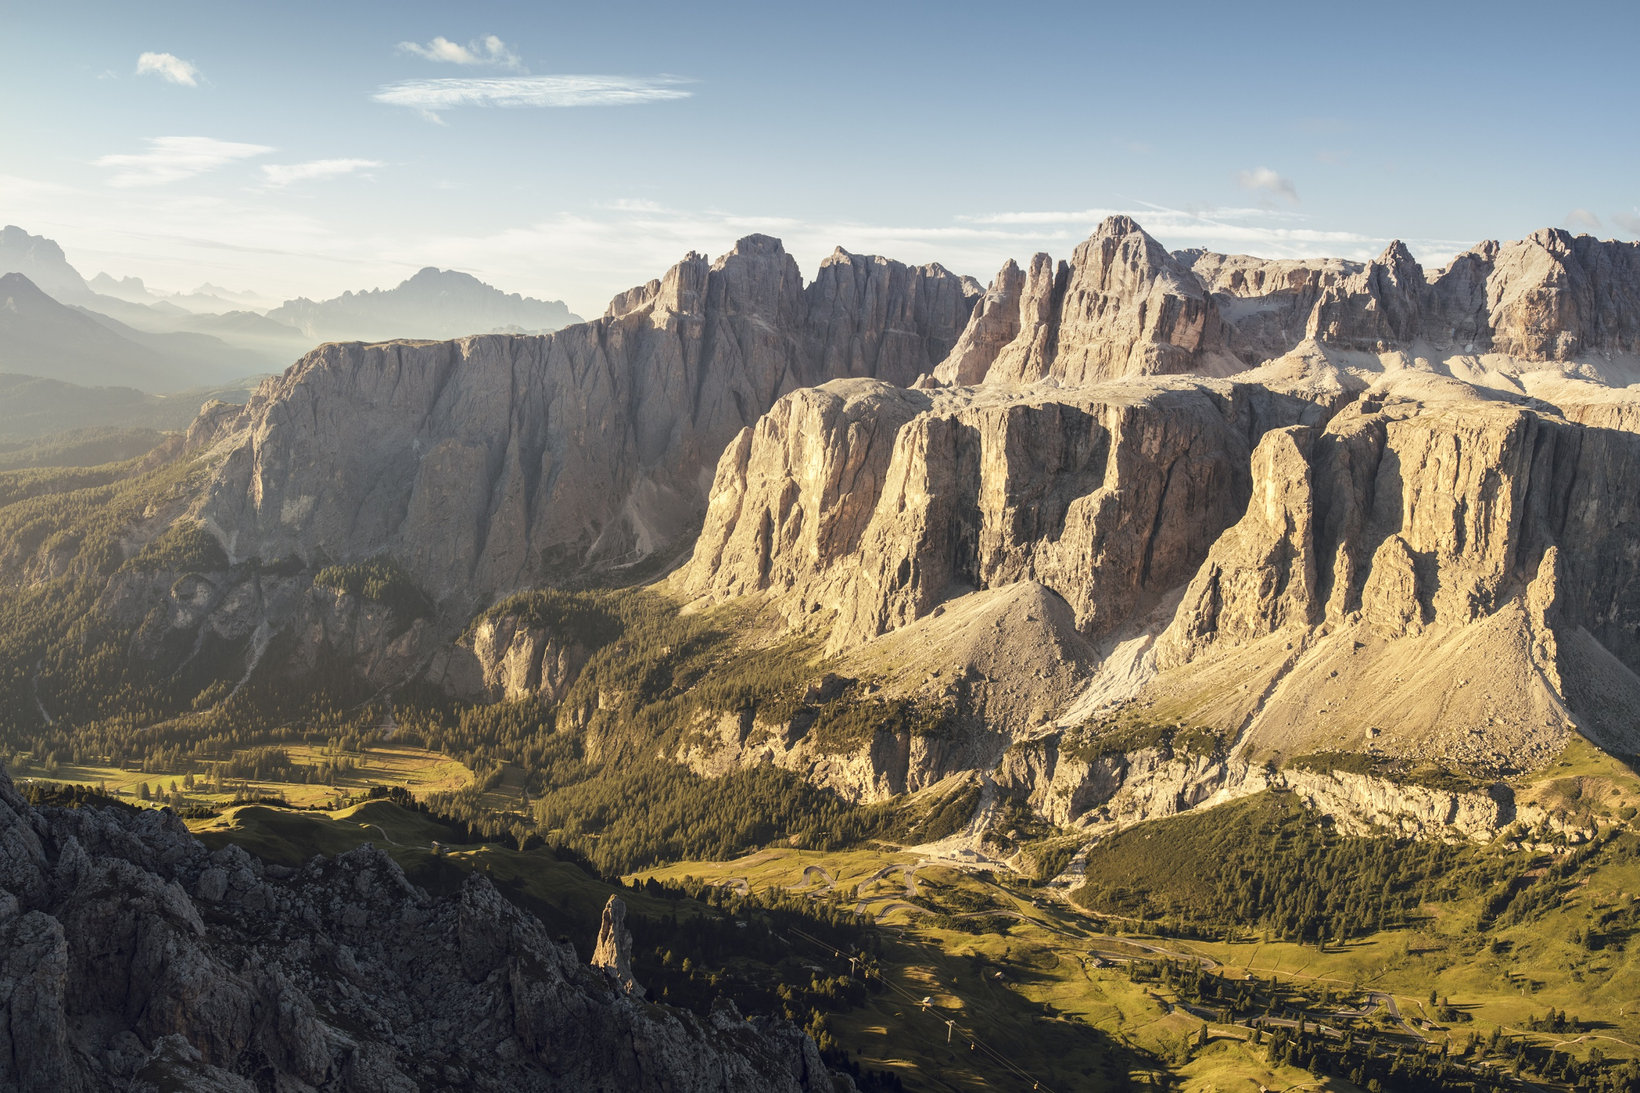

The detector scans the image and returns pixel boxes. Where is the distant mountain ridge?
[266,266,583,342]
[0,227,586,427]
[0,272,249,392]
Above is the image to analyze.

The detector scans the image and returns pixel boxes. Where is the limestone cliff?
[947,218,1242,386]
[681,375,1339,654]
[678,233,1640,827]
[196,237,978,607]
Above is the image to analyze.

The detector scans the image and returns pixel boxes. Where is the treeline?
[1256,1021,1640,1092]
[1072,791,1523,945]
[392,588,978,874]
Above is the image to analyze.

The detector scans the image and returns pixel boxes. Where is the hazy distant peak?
[264,267,582,342]
[0,270,52,298]
[1,225,67,262]
[88,272,159,304]
[0,225,88,300]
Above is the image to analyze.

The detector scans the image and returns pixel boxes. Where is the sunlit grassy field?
[18,742,474,809]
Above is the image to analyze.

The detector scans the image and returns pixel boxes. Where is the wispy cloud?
[261,158,384,188]
[1614,211,1640,237]
[0,166,1491,322]
[135,51,201,87]
[95,136,273,187]
[372,74,693,122]
[1564,208,1603,232]
[959,204,1369,249]
[598,198,667,213]
[1235,167,1299,204]
[952,201,1483,271]
[397,34,521,68]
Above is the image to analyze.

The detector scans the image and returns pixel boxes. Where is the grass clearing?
[17,741,474,810]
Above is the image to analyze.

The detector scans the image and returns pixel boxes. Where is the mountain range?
[6,214,1640,1091]
[154,217,1640,817]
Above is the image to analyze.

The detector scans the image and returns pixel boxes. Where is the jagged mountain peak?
[1526,225,1579,253]
[1091,212,1146,239]
[401,265,480,287]
[1375,238,1421,271]
[716,232,788,262]
[1,225,67,261]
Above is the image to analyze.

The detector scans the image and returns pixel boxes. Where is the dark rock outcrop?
[0,769,843,1092]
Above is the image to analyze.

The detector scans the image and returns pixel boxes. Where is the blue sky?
[3,0,1636,316]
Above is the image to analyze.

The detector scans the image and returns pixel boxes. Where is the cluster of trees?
[1063,716,1223,763]
[1480,832,1638,937]
[1523,1009,1589,1034]
[1252,1016,1640,1092]
[1071,791,1535,945]
[621,878,904,1091]
[312,557,431,616]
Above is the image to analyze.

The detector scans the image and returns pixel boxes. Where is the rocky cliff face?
[196,237,978,607]
[1306,230,1640,358]
[673,223,1640,828]
[682,374,1340,654]
[0,769,841,1092]
[684,362,1640,797]
[97,564,442,695]
[430,610,596,702]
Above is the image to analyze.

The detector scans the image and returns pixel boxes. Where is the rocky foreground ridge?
[0,768,840,1092]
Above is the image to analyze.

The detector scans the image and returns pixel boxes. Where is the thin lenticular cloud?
[95,136,274,187]
[261,158,385,188]
[372,74,693,120]
[135,51,201,86]
[397,35,522,69]
[957,204,1372,253]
